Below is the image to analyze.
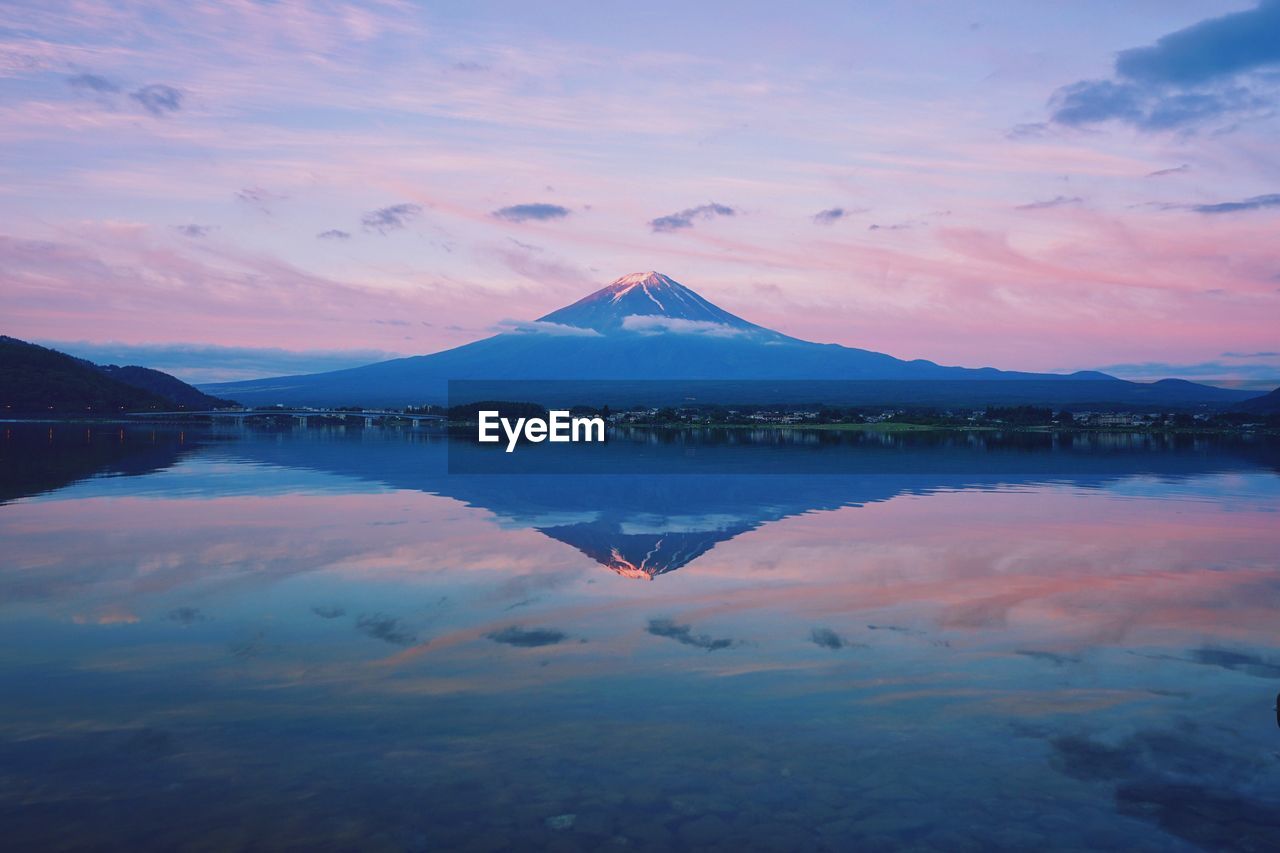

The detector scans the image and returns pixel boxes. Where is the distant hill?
[0,336,236,415]
[203,271,1255,410]
[1234,386,1280,415]
[96,364,236,408]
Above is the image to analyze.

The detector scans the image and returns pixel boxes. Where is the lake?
[2,423,1279,851]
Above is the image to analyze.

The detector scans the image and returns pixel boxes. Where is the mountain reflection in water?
[2,422,1279,851]
[222,424,1279,579]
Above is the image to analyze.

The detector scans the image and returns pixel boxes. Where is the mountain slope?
[1234,386,1280,414]
[539,271,776,335]
[2,336,174,414]
[97,364,235,408]
[202,272,1255,409]
[0,336,236,414]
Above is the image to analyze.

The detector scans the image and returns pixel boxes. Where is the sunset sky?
[2,0,1278,385]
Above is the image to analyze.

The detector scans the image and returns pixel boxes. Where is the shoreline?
[615,421,1280,436]
[5,417,1277,437]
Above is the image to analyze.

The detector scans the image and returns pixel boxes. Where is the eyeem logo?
[478,410,606,452]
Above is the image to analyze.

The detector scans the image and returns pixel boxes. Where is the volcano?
[202,271,1255,409]
[538,271,777,336]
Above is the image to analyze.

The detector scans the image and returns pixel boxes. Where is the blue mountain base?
[202,272,1257,409]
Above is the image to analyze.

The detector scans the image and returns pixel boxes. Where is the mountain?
[0,335,236,415]
[538,518,750,580]
[1234,386,1280,415]
[96,364,235,409]
[539,271,777,336]
[201,272,1254,409]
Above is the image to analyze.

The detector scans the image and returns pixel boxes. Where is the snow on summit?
[538,271,770,335]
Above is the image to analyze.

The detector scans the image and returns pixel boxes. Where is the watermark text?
[478,410,606,452]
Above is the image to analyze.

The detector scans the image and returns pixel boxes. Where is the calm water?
[2,423,1280,851]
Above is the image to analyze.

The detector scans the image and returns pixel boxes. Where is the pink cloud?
[0,0,1277,379]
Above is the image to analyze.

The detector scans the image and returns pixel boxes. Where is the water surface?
[2,423,1279,851]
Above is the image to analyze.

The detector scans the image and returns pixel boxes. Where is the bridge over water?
[126,408,447,427]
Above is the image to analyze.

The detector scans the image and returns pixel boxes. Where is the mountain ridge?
[95,364,236,409]
[200,272,1259,409]
[0,335,236,414]
[1234,386,1280,414]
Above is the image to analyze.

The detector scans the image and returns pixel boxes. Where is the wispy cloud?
[38,340,405,383]
[362,203,423,233]
[1186,646,1280,678]
[486,240,596,292]
[174,224,211,237]
[649,202,735,233]
[1045,725,1278,848]
[486,625,568,647]
[1016,649,1080,666]
[355,613,417,646]
[1006,121,1049,139]
[621,315,746,337]
[646,617,737,651]
[166,607,209,625]
[66,73,185,118]
[1016,196,1083,211]
[1134,646,1280,678]
[1048,1,1280,130]
[812,207,847,225]
[493,319,601,337]
[4,1,1279,374]
[130,84,183,116]
[1146,164,1190,178]
[491,203,570,223]
[317,229,351,240]
[235,186,286,211]
[1115,3,1280,86]
[810,627,862,650]
[1189,193,1280,214]
[67,73,119,94]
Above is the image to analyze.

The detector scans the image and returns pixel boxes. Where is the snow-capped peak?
[601,272,682,309]
[603,272,685,305]
[536,271,768,335]
[612,271,668,286]
[609,270,680,286]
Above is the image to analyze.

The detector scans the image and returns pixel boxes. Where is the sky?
[1,0,1278,386]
